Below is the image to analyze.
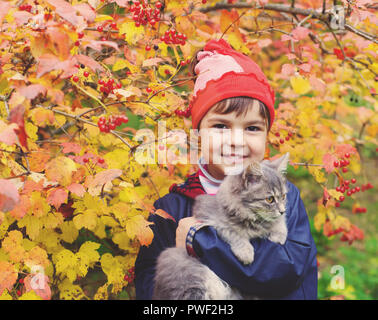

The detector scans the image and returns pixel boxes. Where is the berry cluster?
[98,78,122,95]
[333,152,374,209]
[175,107,191,118]
[160,29,187,46]
[124,266,135,283]
[275,131,294,144]
[97,114,129,133]
[130,1,162,28]
[333,152,351,173]
[19,4,33,12]
[353,207,367,214]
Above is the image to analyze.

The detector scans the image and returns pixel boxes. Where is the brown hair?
[198,96,271,132]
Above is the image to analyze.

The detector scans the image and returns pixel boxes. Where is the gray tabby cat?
[152,153,290,300]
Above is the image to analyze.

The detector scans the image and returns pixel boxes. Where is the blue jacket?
[135,170,318,299]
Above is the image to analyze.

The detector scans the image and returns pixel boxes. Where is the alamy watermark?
[133,120,249,175]
[329,5,345,30]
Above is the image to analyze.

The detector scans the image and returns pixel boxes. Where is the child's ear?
[264,152,290,175]
[242,161,263,187]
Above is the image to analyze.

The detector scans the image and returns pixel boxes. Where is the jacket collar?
[169,170,206,199]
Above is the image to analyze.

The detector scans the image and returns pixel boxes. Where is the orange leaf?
[126,215,154,247]
[0,120,19,146]
[0,261,18,295]
[67,183,85,197]
[153,209,176,223]
[87,169,122,190]
[27,151,51,173]
[0,179,20,212]
[47,188,68,210]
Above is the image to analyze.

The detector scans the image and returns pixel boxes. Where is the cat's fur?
[152,153,290,300]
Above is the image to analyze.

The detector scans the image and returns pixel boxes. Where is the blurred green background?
[287,145,378,300]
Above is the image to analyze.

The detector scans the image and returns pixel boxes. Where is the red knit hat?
[190,38,275,130]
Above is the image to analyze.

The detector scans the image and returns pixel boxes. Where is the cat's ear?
[242,161,263,186]
[266,152,290,175]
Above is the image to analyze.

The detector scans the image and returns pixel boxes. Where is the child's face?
[199,100,268,180]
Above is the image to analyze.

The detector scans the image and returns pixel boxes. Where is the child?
[135,38,317,300]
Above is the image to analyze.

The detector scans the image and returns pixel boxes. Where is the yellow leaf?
[314,210,326,231]
[94,15,113,22]
[290,75,312,95]
[73,210,97,231]
[126,215,154,246]
[119,22,144,44]
[58,279,88,300]
[18,291,42,300]
[45,156,77,187]
[112,59,129,72]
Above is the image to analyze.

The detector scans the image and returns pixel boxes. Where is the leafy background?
[0,0,377,299]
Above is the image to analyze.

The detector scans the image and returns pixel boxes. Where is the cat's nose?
[279,210,285,215]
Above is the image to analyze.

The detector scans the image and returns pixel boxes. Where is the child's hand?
[176,217,200,248]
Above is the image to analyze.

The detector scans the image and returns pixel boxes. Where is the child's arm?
[134,193,190,299]
[190,182,318,299]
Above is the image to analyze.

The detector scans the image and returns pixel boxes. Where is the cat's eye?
[266,196,275,203]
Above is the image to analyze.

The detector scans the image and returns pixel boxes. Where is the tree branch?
[199,2,378,43]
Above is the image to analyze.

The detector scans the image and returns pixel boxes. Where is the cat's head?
[219,153,290,222]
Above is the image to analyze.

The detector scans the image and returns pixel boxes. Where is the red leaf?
[322,153,338,174]
[334,144,357,159]
[8,104,28,150]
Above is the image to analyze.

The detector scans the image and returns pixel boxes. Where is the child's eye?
[266,196,275,203]
[246,126,261,132]
[212,124,228,129]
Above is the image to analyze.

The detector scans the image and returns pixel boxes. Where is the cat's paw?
[231,242,255,265]
[268,232,287,245]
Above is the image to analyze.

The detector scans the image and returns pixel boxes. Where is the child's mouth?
[221,153,248,164]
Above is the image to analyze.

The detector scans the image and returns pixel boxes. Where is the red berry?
[145,45,151,51]
[98,158,105,164]
[155,1,162,9]
[121,116,129,124]
[275,132,280,137]
[74,40,80,46]
[78,32,84,39]
[351,178,356,184]
[347,190,352,196]
[344,153,350,158]
[202,0,207,4]
[355,186,360,192]
[342,167,348,173]
[335,202,340,207]
[279,138,285,144]
[334,161,339,167]
[17,290,21,296]
[344,180,350,185]
[336,187,340,192]
[285,136,290,141]
[339,196,345,202]
[72,76,79,82]
[97,26,103,32]
[146,87,152,93]
[340,186,345,193]
[83,158,89,163]
[83,71,89,77]
[110,22,117,29]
